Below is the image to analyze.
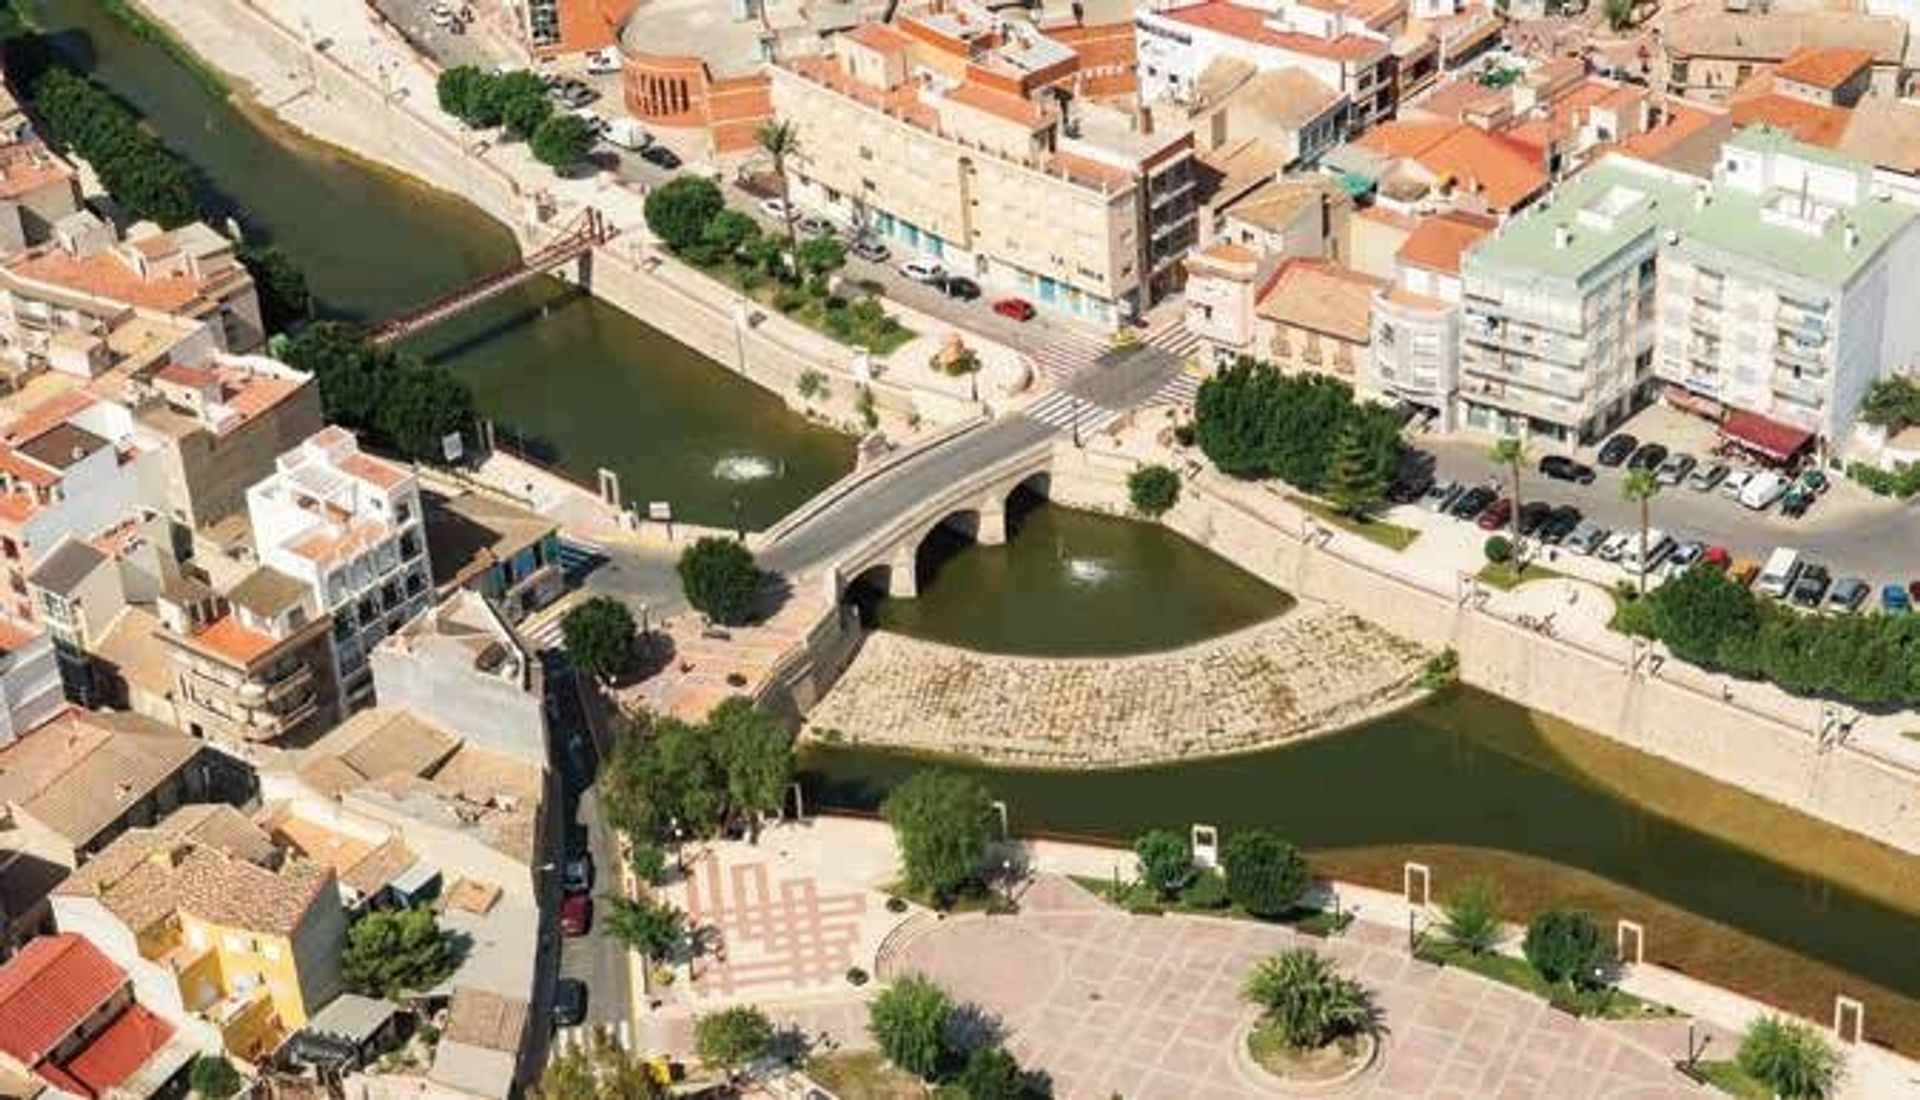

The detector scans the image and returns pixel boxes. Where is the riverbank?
[803,608,1428,767]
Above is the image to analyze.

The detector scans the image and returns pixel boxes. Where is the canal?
[29,0,852,529]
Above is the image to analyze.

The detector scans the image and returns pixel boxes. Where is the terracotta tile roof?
[1731,82,1852,148]
[8,250,203,313]
[191,613,280,664]
[0,711,200,848]
[844,22,913,53]
[1160,1,1387,62]
[1201,242,1259,264]
[1256,259,1386,342]
[58,1001,173,1095]
[538,0,635,56]
[1358,120,1547,211]
[0,935,124,1066]
[942,81,1045,127]
[337,450,409,492]
[1775,46,1874,89]
[1396,211,1495,274]
[0,142,73,202]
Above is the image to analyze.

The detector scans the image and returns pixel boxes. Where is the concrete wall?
[369,640,547,767]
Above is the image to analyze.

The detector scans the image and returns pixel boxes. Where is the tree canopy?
[677,536,761,625]
[533,1027,666,1100]
[1521,909,1608,990]
[694,1006,775,1078]
[561,596,636,682]
[881,769,997,904]
[237,242,312,333]
[32,65,198,227]
[868,975,954,1080]
[533,113,596,170]
[597,699,793,844]
[645,176,726,253]
[188,1055,243,1100]
[603,896,685,958]
[1221,829,1310,918]
[342,906,462,998]
[1194,359,1400,496]
[1127,464,1181,517]
[281,322,476,462]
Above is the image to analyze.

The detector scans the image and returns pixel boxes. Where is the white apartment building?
[1654,127,1920,445]
[246,427,431,707]
[1367,212,1493,430]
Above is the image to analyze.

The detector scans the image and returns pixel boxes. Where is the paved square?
[681,851,870,999]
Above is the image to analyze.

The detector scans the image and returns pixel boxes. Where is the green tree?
[188,1054,243,1100]
[1621,468,1661,595]
[796,233,846,279]
[1483,534,1513,565]
[707,696,793,838]
[1859,376,1920,431]
[532,113,596,170]
[342,906,461,998]
[882,769,996,904]
[436,65,494,126]
[485,70,548,134]
[375,360,477,462]
[755,118,802,280]
[702,208,760,258]
[502,85,555,141]
[560,596,636,682]
[1438,877,1502,955]
[1127,464,1180,517]
[869,975,954,1080]
[281,322,476,462]
[1488,436,1526,538]
[644,176,725,252]
[237,242,312,333]
[1736,1015,1840,1099]
[1194,361,1398,493]
[604,896,685,958]
[695,1006,775,1080]
[1324,416,1390,516]
[1521,909,1608,990]
[1649,563,1761,666]
[1132,828,1191,898]
[1604,0,1634,29]
[628,839,668,885]
[1221,829,1310,918]
[31,66,198,227]
[955,1045,1046,1100]
[676,536,761,625]
[534,1026,667,1100]
[1242,949,1372,1050]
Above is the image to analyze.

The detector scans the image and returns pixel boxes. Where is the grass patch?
[1902,730,1920,743]
[884,880,1014,916]
[1415,942,1677,1020]
[1247,1017,1368,1084]
[689,257,915,355]
[1687,1060,1772,1099]
[802,1051,926,1100]
[1069,875,1353,937]
[1476,559,1569,591]
[1288,495,1420,551]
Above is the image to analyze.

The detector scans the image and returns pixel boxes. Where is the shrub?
[644,176,724,252]
[1522,909,1608,990]
[881,770,995,905]
[1438,877,1502,955]
[1847,459,1920,498]
[1736,1015,1840,1099]
[868,975,953,1080]
[560,596,635,682]
[676,537,761,625]
[773,286,809,313]
[1221,830,1310,918]
[1173,422,1197,447]
[604,896,686,958]
[1242,949,1372,1050]
[845,966,869,986]
[1416,648,1459,691]
[1483,535,1513,564]
[1178,869,1230,909]
[1133,828,1191,897]
[628,840,667,885]
[531,112,596,170]
[188,1055,243,1100]
[695,1006,774,1079]
[1127,464,1181,517]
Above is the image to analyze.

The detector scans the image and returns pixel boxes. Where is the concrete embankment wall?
[1045,444,1920,859]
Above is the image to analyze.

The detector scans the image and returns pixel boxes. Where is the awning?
[1718,408,1815,464]
[1662,384,1723,420]
[1335,171,1376,198]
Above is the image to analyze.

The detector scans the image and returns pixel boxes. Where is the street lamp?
[732,497,744,540]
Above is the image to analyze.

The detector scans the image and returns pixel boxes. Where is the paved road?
[368,0,513,71]
[1419,435,1920,585]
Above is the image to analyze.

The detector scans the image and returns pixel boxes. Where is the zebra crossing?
[1144,317,1203,360]
[1027,331,1107,386]
[1024,390,1118,437]
[551,1018,632,1055]
[517,606,572,652]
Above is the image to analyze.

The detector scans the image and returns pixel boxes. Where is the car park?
[1618,528,1674,575]
[1718,469,1755,500]
[1449,486,1495,520]
[1688,462,1728,491]
[1883,585,1912,614]
[992,296,1035,321]
[638,143,680,169]
[1540,505,1582,543]
[937,275,981,300]
[559,894,592,937]
[1538,455,1595,484]
[849,235,890,263]
[1655,452,1696,485]
[1627,442,1669,471]
[1597,434,1638,466]
[1515,500,1553,537]
[1422,480,1461,512]
[553,978,587,1027]
[1476,498,1513,530]
[1755,547,1802,598]
[1564,521,1608,554]
[1827,577,1868,613]
[1597,531,1634,562]
[899,257,945,283]
[1739,471,1790,510]
[1662,540,1705,578]
[1790,563,1832,607]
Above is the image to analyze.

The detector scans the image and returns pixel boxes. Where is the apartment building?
[1457,155,1698,442]
[1653,128,1920,446]
[370,589,546,767]
[1254,259,1388,383]
[247,427,431,709]
[768,8,1199,324]
[1367,211,1494,429]
[421,488,563,624]
[52,804,348,1064]
[154,565,342,748]
[0,933,201,1099]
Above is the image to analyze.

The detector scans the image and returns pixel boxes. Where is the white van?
[1739,471,1789,510]
[1755,547,1803,598]
[1618,528,1674,575]
[604,117,651,151]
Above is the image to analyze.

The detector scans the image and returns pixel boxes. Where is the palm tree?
[1621,468,1660,595]
[755,119,801,283]
[1488,436,1527,539]
[1242,949,1373,1050]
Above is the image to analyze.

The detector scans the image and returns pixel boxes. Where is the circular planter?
[1231,1012,1381,1096]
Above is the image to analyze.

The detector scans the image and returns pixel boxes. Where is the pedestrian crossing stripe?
[1024,391,1118,436]
[552,1020,633,1053]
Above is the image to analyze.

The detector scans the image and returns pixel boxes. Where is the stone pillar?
[977,503,1007,546]
[888,546,919,599]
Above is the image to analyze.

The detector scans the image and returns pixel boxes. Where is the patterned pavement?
[891,877,1702,1100]
[683,852,870,999]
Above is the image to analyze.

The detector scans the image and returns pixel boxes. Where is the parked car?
[1538,455,1595,484]
[936,275,981,300]
[1790,563,1832,608]
[1564,521,1609,555]
[1540,505,1583,543]
[1688,461,1729,491]
[559,894,592,937]
[757,196,792,221]
[1662,540,1705,578]
[1701,545,1732,569]
[1739,471,1790,510]
[584,48,621,75]
[1827,577,1869,613]
[1882,584,1912,614]
[1728,558,1761,588]
[1618,528,1675,575]
[1476,497,1514,530]
[1755,547,1802,599]
[1654,452,1696,485]
[553,978,588,1027]
[1718,468,1756,500]
[992,296,1035,321]
[796,214,835,237]
[1449,486,1495,520]
[603,117,651,151]
[1421,480,1462,512]
[563,854,593,895]
[849,235,890,263]
[638,143,681,169]
[1597,433,1638,467]
[1627,442,1670,471]
[1515,500,1553,537]
[1798,469,1831,495]
[899,257,946,283]
[1387,473,1434,505]
[1780,486,1814,518]
[1597,530,1635,562]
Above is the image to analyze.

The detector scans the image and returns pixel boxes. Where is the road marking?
[1025,391,1118,436]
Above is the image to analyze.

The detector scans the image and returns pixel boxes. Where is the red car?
[992,297,1035,321]
[1476,498,1514,531]
[559,894,592,937]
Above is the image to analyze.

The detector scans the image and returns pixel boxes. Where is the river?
[28,0,852,530]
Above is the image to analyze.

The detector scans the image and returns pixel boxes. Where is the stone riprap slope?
[805,608,1429,767]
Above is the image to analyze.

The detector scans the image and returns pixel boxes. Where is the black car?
[639,143,681,169]
[1540,504,1583,543]
[553,979,588,1027]
[1791,564,1833,608]
[1627,442,1669,471]
[937,275,982,300]
[1449,486,1496,519]
[1515,500,1554,537]
[1596,433,1638,466]
[1538,455,1595,484]
[1386,472,1434,505]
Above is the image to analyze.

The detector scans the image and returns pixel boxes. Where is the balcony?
[1771,374,1825,406]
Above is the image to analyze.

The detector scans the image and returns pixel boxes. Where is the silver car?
[1563,520,1609,555]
